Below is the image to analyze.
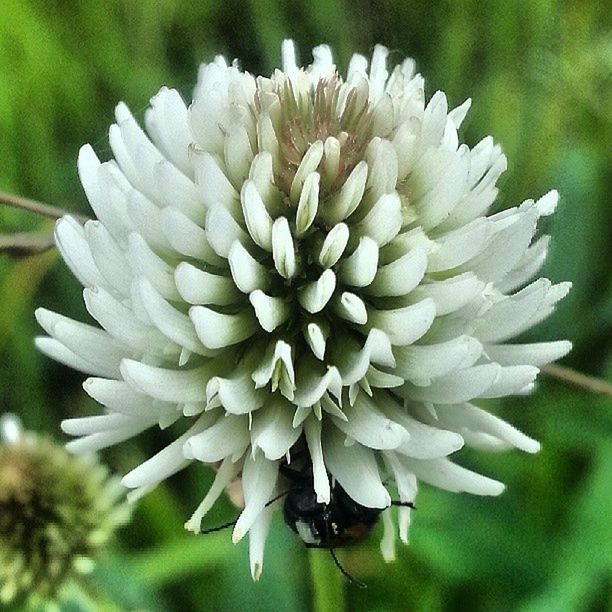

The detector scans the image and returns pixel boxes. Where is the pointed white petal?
[184,414,249,462]
[271,217,297,278]
[323,427,390,508]
[251,396,301,460]
[367,247,427,297]
[175,262,240,306]
[318,223,350,268]
[337,237,379,287]
[185,456,243,533]
[367,299,436,346]
[484,340,572,366]
[122,413,216,488]
[190,306,257,349]
[303,417,330,503]
[400,456,505,496]
[394,336,483,385]
[295,172,320,236]
[402,363,501,404]
[249,290,290,332]
[298,269,336,313]
[120,359,216,402]
[232,454,279,542]
[241,180,273,250]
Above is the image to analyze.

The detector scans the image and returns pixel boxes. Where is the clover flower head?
[0,415,129,605]
[35,40,571,579]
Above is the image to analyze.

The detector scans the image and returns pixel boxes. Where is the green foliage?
[0,0,610,610]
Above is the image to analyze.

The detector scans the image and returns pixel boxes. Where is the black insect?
[200,459,414,586]
[279,462,414,586]
[281,462,387,548]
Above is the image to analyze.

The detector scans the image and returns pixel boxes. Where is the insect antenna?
[199,489,293,535]
[200,519,237,535]
[329,548,367,589]
[390,500,416,509]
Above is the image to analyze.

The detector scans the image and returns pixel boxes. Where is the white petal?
[161,207,222,264]
[408,272,484,316]
[271,217,297,278]
[479,365,539,398]
[184,414,249,462]
[353,192,402,247]
[54,216,105,288]
[394,336,483,385]
[367,246,427,297]
[322,161,368,224]
[474,279,564,343]
[122,413,215,488]
[225,123,254,187]
[85,221,132,295]
[335,393,407,450]
[126,232,180,300]
[298,269,336,313]
[249,290,290,332]
[337,237,379,287]
[318,223,350,268]
[205,204,249,258]
[35,308,126,378]
[323,427,390,508]
[251,340,295,399]
[295,172,320,236]
[193,151,240,217]
[185,456,242,533]
[304,321,328,360]
[175,262,240,306]
[83,286,166,355]
[207,366,266,415]
[303,417,330,503]
[120,359,216,402]
[249,503,274,581]
[232,454,279,542]
[62,413,134,435]
[380,509,396,562]
[402,363,501,404]
[367,299,436,346]
[190,306,257,349]
[65,419,153,454]
[332,292,368,325]
[435,403,540,453]
[379,396,465,459]
[294,364,342,408]
[35,337,106,377]
[484,340,572,366]
[136,278,213,356]
[241,180,273,250]
[228,241,270,293]
[83,377,175,417]
[427,218,491,272]
[290,140,324,202]
[252,396,301,460]
[400,456,505,496]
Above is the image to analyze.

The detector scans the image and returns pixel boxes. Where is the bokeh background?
[0,1,610,610]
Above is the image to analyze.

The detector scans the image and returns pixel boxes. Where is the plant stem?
[309,549,345,612]
[0,190,88,223]
[542,364,612,397]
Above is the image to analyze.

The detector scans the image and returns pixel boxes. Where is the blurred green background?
[0,0,610,610]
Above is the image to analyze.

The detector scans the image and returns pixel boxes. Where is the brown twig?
[542,364,612,397]
[0,231,56,256]
[0,190,88,224]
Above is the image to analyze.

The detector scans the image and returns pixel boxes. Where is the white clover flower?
[35,40,571,579]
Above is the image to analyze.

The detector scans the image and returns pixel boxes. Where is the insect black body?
[281,463,384,548]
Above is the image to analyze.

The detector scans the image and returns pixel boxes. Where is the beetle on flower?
[35,40,571,580]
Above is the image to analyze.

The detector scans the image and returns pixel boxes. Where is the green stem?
[309,549,345,612]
